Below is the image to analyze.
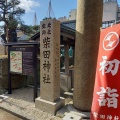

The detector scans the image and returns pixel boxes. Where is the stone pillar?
[73,0,103,111]
[35,18,65,115]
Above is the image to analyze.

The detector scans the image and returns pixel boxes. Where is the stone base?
[35,97,65,115]
[56,103,90,119]
[60,72,71,93]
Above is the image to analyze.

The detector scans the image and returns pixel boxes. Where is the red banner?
[91,24,120,120]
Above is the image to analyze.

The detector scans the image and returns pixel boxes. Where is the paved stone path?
[0,87,73,120]
[0,108,22,120]
[0,87,64,120]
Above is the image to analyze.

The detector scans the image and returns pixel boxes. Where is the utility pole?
[33,12,38,26]
[48,0,51,18]
[47,0,55,18]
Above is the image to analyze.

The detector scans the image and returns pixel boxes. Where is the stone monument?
[35,18,65,115]
[73,0,103,111]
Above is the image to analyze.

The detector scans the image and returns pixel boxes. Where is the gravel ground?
[0,87,73,120]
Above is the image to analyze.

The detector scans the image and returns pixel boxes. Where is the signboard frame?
[9,46,35,76]
[5,42,39,101]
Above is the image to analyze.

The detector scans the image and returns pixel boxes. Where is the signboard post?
[6,42,39,101]
[8,45,11,94]
[91,24,120,119]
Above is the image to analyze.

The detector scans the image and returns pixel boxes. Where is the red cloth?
[91,24,120,120]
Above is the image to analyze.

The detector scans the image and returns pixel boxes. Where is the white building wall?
[68,9,77,20]
[58,1,119,22]
[58,16,68,22]
[102,2,118,21]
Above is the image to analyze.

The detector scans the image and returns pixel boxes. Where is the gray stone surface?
[73,0,103,111]
[63,113,82,120]
[0,108,22,120]
[56,104,90,119]
[0,87,63,120]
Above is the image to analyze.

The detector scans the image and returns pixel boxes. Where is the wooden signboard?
[10,47,35,76]
[5,42,39,101]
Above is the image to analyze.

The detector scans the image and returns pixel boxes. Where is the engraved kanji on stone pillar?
[35,18,65,115]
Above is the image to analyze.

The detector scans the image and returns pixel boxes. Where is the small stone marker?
[60,73,71,92]
[35,18,65,115]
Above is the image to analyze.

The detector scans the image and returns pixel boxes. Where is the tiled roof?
[61,20,76,31]
[31,20,76,40]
